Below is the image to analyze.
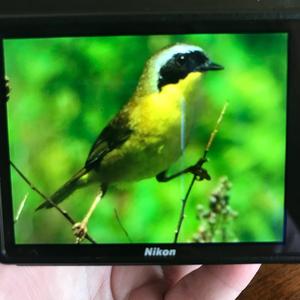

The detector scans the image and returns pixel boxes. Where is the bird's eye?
[176,55,187,65]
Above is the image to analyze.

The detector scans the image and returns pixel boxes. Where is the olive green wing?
[85,110,132,170]
[36,109,132,210]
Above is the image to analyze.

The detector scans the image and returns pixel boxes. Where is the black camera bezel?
[1,14,300,264]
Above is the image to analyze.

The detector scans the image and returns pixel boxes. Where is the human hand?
[0,264,260,299]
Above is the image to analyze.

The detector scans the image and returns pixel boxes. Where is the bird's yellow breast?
[130,72,202,135]
[98,72,202,182]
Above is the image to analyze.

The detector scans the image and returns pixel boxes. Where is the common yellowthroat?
[36,43,223,238]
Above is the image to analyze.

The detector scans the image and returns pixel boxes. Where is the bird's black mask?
[158,50,223,91]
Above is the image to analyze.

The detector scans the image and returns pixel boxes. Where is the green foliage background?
[4,33,287,244]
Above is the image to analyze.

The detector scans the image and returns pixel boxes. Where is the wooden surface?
[238,264,300,299]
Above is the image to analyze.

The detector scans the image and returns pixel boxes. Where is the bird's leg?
[188,157,211,181]
[73,185,107,243]
[156,157,211,182]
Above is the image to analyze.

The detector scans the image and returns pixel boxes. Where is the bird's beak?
[197,61,224,72]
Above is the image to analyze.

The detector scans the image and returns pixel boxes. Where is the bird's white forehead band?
[154,44,204,73]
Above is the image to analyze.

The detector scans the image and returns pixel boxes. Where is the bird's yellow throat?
[130,71,202,135]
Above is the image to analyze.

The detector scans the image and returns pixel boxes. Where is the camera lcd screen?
[3,33,287,246]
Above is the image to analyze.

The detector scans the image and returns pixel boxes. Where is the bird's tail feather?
[36,168,88,211]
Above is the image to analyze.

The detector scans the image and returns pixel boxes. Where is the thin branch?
[14,193,29,224]
[174,102,228,243]
[174,176,196,243]
[10,161,97,244]
[205,102,229,153]
[114,208,133,243]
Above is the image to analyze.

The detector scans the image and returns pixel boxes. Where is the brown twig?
[10,161,97,244]
[174,102,228,243]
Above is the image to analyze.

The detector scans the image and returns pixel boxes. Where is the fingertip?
[165,264,260,300]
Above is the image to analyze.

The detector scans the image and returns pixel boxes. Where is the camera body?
[1,1,300,264]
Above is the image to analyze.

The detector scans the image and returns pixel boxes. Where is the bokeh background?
[4,33,287,244]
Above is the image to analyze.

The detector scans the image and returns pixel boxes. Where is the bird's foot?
[73,221,88,243]
[188,158,211,181]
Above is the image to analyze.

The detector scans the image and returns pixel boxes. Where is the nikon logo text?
[144,247,176,257]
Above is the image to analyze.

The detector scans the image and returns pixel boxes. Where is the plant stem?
[114,208,133,243]
[173,102,228,243]
[174,176,196,243]
[10,161,97,244]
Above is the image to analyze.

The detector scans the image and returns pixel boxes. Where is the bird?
[36,43,224,239]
